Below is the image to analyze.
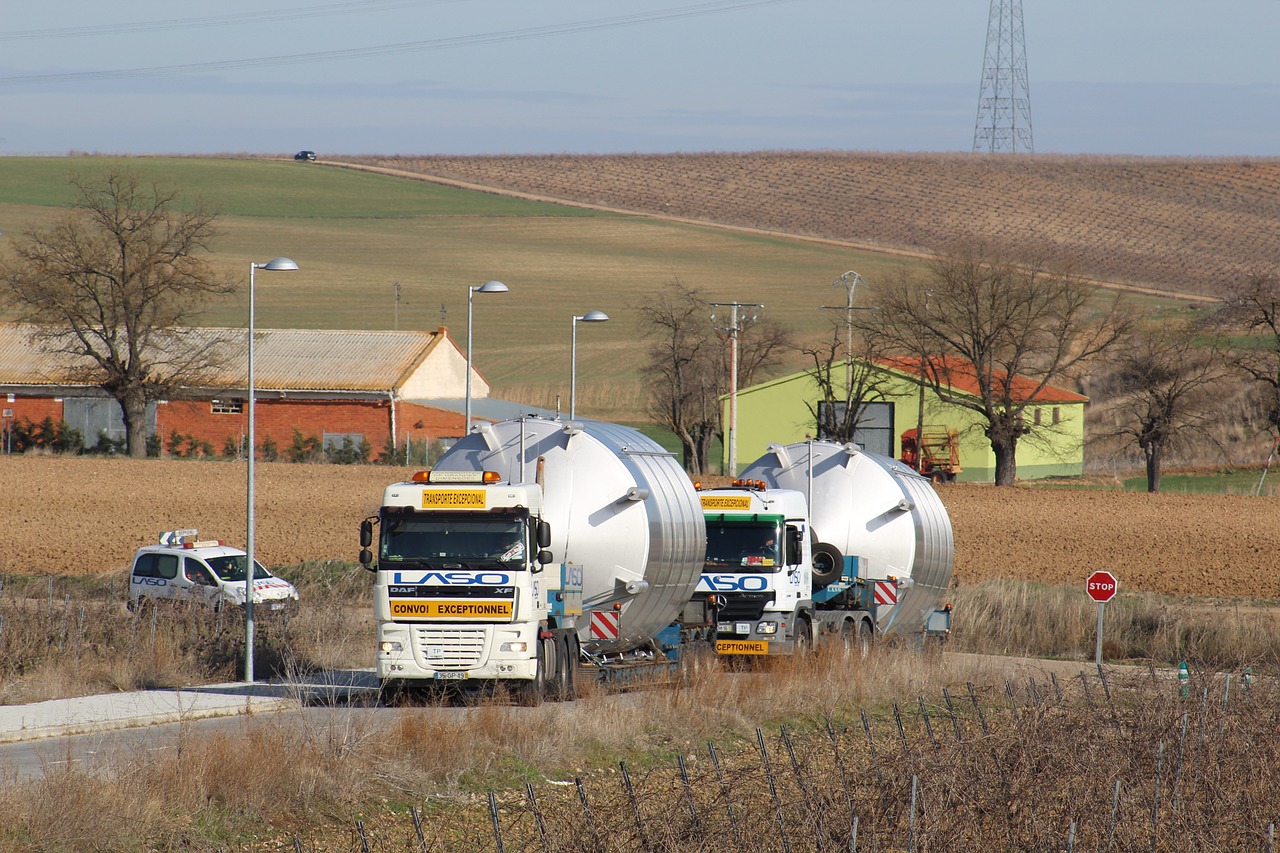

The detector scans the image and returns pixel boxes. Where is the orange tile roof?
[877,355,1088,404]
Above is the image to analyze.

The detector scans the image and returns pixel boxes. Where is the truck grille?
[412,627,487,670]
[696,591,774,622]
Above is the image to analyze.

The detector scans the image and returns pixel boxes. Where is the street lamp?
[245,256,298,684]
[465,280,508,432]
[570,310,609,419]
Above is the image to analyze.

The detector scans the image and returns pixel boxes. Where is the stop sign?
[1086,570,1118,603]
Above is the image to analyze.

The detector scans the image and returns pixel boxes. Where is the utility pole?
[820,271,864,401]
[710,301,762,476]
[392,281,401,330]
[973,0,1033,153]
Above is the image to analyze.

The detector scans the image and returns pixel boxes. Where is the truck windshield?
[206,555,273,583]
[381,516,528,567]
[704,522,782,571]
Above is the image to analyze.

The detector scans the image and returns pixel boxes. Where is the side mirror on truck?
[359,518,375,573]
[537,520,551,549]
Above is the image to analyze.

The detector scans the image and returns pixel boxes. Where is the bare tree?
[798,322,893,444]
[1221,270,1280,441]
[1102,321,1232,492]
[639,280,790,474]
[859,244,1130,485]
[0,168,233,457]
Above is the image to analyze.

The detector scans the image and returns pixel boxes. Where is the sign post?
[1086,570,1119,665]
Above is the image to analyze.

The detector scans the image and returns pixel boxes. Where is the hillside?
[333,152,1280,298]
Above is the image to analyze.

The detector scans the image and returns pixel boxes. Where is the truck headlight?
[379,641,403,653]
[757,621,778,635]
[500,642,528,653]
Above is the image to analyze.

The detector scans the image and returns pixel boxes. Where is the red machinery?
[900,427,962,483]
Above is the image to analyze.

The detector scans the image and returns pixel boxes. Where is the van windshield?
[205,555,272,583]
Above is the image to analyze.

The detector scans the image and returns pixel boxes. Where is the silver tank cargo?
[434,417,706,653]
[741,440,954,637]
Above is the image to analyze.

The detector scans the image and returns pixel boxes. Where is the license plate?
[434,671,466,680]
[270,602,287,611]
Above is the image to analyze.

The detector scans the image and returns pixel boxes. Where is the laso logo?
[696,574,769,592]
[392,571,513,585]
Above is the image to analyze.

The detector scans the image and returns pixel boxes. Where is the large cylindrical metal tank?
[434,416,706,653]
[741,440,954,637]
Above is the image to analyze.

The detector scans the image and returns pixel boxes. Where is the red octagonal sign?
[1086,570,1118,603]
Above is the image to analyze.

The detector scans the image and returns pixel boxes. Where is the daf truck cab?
[360,469,582,702]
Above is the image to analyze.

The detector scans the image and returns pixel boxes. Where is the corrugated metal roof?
[0,323,449,393]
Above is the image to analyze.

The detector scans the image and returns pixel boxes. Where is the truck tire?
[794,617,813,656]
[857,619,874,658]
[810,543,843,590]
[518,640,547,706]
[556,633,580,701]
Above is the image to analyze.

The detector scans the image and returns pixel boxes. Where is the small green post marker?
[1178,660,1190,698]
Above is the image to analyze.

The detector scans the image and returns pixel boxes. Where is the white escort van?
[128,529,299,611]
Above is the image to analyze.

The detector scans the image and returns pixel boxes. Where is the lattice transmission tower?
[973,0,1033,153]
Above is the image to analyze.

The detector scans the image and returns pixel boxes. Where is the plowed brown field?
[3,456,1278,597]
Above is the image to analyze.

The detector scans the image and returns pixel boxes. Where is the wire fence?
[291,661,1279,852]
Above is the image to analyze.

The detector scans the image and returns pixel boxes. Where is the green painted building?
[723,357,1088,482]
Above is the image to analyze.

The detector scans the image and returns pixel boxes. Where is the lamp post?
[570,310,609,419]
[465,280,509,432]
[246,257,298,684]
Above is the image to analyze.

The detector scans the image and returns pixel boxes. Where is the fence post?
[942,688,962,741]
[677,754,702,836]
[1107,778,1122,851]
[487,792,504,853]
[756,728,791,853]
[917,696,938,751]
[781,725,824,846]
[524,784,550,853]
[709,741,742,848]
[619,761,650,853]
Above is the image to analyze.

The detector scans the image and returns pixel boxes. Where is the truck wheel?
[794,617,813,655]
[857,620,874,658]
[518,642,547,707]
[810,543,843,590]
[555,633,579,701]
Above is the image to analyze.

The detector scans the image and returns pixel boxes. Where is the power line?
[0,0,795,86]
[0,0,463,42]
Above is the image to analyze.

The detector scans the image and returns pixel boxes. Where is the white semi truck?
[360,416,707,702]
[694,440,954,658]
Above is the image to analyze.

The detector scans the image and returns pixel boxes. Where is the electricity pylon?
[973,0,1033,153]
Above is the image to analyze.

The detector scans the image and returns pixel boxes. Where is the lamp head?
[476,280,509,294]
[256,257,299,271]
[577,310,609,323]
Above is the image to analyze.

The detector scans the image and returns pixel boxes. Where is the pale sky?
[2,0,1278,157]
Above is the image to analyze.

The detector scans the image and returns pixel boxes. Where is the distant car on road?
[294,150,317,161]
[128,529,299,612]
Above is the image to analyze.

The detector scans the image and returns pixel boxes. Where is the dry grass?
[331,152,1280,298]
[3,641,1278,850]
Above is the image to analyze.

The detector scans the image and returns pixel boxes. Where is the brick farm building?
[0,324,495,460]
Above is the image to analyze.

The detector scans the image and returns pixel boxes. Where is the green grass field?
[0,156,1200,429]
[0,156,921,422]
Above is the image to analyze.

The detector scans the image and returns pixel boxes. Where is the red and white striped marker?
[590,610,620,640]
[872,580,898,606]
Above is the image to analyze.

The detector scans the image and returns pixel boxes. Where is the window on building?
[1033,408,1042,426]
[211,399,243,415]
[1053,407,1061,425]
